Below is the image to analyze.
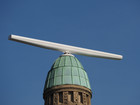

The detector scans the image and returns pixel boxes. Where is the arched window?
[78,92,83,103]
[68,91,74,102]
[59,92,63,103]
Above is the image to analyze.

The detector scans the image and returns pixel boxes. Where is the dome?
[44,54,91,90]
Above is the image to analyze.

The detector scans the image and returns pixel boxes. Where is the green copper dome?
[44,55,91,90]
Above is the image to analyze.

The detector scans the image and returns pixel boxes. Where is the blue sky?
[1,0,140,105]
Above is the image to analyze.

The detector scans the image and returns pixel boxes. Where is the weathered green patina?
[44,55,91,90]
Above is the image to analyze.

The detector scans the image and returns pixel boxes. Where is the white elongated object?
[9,34,123,60]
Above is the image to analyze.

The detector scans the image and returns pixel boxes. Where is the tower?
[43,54,92,105]
[9,34,122,105]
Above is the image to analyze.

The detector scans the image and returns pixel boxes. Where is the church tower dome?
[43,54,92,105]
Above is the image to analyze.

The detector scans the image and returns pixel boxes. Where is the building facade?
[43,54,92,105]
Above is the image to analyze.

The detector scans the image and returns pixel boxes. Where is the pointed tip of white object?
[9,34,17,40]
[120,55,123,60]
[8,34,123,60]
[8,34,12,40]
